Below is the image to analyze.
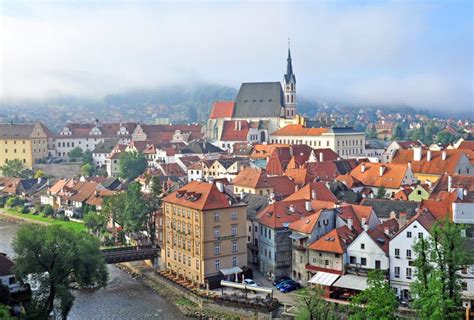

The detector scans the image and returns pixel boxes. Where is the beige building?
[0,123,51,170]
[162,181,247,288]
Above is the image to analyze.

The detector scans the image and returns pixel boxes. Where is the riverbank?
[0,209,86,233]
[117,262,273,320]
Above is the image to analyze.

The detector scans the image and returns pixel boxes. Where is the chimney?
[407,161,412,171]
[215,181,224,193]
[413,147,422,161]
[390,211,397,220]
[427,180,432,189]
[427,150,432,162]
[384,227,390,236]
[448,175,452,192]
[457,188,464,201]
[361,163,366,173]
[311,189,317,200]
[442,151,447,161]
[379,165,386,177]
[238,121,242,131]
[347,217,353,230]
[319,152,324,162]
[305,201,312,212]
[295,185,299,193]
[399,212,407,227]
[361,217,368,231]
[289,204,295,213]
[234,121,238,130]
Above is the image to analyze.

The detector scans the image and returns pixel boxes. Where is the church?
[206,46,304,151]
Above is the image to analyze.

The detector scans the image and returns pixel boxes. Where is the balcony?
[292,244,306,252]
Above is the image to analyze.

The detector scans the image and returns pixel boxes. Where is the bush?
[5,196,23,208]
[42,205,54,217]
[20,207,30,214]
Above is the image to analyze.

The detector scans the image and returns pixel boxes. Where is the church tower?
[283,41,296,119]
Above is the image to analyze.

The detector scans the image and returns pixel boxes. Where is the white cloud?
[0,1,471,112]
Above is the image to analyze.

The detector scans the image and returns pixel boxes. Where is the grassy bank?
[0,208,86,233]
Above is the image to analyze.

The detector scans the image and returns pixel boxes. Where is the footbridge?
[101,245,160,264]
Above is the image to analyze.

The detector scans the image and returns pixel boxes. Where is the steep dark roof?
[241,194,269,220]
[328,181,362,204]
[180,141,225,154]
[327,127,362,134]
[0,253,15,276]
[232,82,284,118]
[284,48,296,84]
[360,198,419,219]
[93,139,119,154]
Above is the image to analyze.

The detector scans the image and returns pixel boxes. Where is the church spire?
[285,38,296,83]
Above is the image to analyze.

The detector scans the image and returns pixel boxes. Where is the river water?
[0,220,186,320]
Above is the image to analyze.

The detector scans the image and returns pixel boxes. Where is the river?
[0,220,187,320]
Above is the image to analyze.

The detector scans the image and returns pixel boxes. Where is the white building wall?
[347,232,389,270]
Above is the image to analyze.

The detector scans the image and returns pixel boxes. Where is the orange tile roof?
[289,210,323,234]
[220,120,250,141]
[163,181,236,211]
[458,140,474,151]
[272,124,328,136]
[334,174,363,188]
[250,144,290,159]
[308,226,356,254]
[420,191,457,220]
[391,149,472,176]
[430,174,474,199]
[209,101,235,119]
[284,182,337,203]
[349,163,409,189]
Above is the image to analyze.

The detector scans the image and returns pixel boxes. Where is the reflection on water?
[0,220,186,320]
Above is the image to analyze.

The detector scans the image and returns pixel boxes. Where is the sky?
[0,0,473,113]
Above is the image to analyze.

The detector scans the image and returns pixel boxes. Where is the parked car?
[273,276,291,286]
[243,279,257,287]
[276,279,296,289]
[279,281,301,293]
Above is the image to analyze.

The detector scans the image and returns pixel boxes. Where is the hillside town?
[1,47,473,319]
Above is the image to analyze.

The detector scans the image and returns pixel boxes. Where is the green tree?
[83,210,107,237]
[118,151,147,181]
[367,124,378,139]
[411,219,470,319]
[0,159,27,178]
[349,270,398,320]
[296,286,337,320]
[82,150,93,165]
[13,224,108,319]
[42,204,54,217]
[81,163,95,177]
[34,169,46,179]
[391,124,404,141]
[376,186,387,199]
[436,131,456,145]
[68,147,83,160]
[0,304,14,320]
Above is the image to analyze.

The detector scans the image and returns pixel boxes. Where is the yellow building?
[162,181,247,288]
[0,123,50,170]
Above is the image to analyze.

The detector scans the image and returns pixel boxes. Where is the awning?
[333,274,369,291]
[308,272,340,286]
[220,267,243,276]
[289,232,308,240]
[220,281,273,294]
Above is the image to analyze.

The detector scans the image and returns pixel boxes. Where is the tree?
[0,159,27,178]
[367,124,378,139]
[436,131,456,145]
[376,186,387,199]
[81,163,95,177]
[68,147,83,160]
[118,151,147,181]
[34,170,46,179]
[411,219,469,319]
[82,150,93,165]
[42,204,54,217]
[13,225,108,319]
[0,304,14,320]
[349,270,398,320]
[295,286,337,320]
[83,210,107,237]
[391,124,404,141]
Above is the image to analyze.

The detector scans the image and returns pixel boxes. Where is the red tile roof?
[220,120,250,142]
[289,210,323,234]
[266,147,292,175]
[420,191,457,220]
[163,181,236,210]
[209,101,235,119]
[366,218,399,253]
[458,140,474,151]
[256,200,314,229]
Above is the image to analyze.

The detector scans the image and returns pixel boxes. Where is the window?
[350,256,356,264]
[394,267,400,278]
[268,229,272,240]
[361,258,367,266]
[196,259,200,270]
[335,253,340,258]
[406,268,412,279]
[407,231,412,238]
[231,212,237,220]
[232,256,238,267]
[214,212,220,222]
[232,240,238,253]
[231,224,238,236]
[418,232,423,239]
[214,243,221,255]
[395,248,400,258]
[375,260,381,269]
[406,249,412,259]
[325,260,329,266]
[215,259,220,271]
[360,243,365,250]
[214,227,220,238]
